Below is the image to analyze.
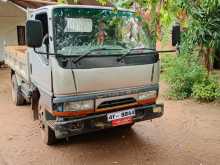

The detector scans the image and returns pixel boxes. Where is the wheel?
[41,123,57,145]
[39,107,57,145]
[11,74,25,106]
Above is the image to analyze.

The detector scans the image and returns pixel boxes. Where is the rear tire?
[11,74,25,106]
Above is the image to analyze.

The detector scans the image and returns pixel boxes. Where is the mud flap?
[32,89,40,120]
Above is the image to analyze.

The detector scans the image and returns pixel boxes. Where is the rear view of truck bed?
[4,46,29,81]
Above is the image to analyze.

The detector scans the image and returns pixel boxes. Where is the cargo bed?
[4,46,29,81]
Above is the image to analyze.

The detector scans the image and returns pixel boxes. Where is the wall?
[0,1,26,62]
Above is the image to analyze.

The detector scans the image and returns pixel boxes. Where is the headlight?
[64,100,94,112]
[137,91,157,101]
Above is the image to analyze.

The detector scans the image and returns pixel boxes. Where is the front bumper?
[49,104,164,139]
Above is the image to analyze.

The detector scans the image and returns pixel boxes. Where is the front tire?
[11,74,25,106]
[41,123,57,145]
[39,107,57,145]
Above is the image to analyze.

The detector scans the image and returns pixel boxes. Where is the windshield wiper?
[73,48,124,64]
[117,47,156,62]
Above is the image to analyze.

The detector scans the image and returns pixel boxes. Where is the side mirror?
[26,20,43,48]
[172,23,181,46]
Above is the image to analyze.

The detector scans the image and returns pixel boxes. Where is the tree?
[177,0,220,73]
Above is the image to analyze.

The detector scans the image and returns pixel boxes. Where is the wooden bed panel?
[4,46,27,60]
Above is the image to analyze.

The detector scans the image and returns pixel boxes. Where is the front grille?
[97,97,136,109]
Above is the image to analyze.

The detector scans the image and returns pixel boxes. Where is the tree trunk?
[203,47,214,75]
[199,46,214,75]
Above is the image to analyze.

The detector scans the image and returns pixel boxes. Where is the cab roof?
[33,4,135,13]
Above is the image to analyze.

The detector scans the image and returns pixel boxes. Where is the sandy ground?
[0,68,220,165]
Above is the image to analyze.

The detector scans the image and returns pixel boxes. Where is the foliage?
[160,53,175,72]
[162,0,220,101]
[165,53,208,100]
[163,52,220,102]
[97,0,181,44]
[217,88,220,100]
[192,79,220,102]
[187,4,220,49]
[177,0,220,72]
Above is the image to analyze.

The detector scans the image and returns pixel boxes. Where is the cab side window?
[35,13,49,52]
[36,13,48,37]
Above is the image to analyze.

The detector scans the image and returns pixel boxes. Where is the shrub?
[216,88,220,100]
[164,53,207,100]
[160,53,176,72]
[192,79,220,102]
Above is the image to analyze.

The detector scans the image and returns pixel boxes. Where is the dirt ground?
[0,68,220,165]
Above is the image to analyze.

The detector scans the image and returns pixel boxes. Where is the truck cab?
[6,4,180,145]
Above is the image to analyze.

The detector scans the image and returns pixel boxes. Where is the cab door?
[28,11,52,95]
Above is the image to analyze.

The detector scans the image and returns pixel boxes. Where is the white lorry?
[4,4,180,145]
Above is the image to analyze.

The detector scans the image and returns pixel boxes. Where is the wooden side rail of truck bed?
[4,46,27,59]
[4,46,28,80]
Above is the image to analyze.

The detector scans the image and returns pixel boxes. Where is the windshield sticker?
[64,18,93,33]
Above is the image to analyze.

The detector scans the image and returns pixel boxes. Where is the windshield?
[53,7,153,56]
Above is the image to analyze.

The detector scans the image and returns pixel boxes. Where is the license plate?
[111,117,133,127]
[107,109,135,126]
